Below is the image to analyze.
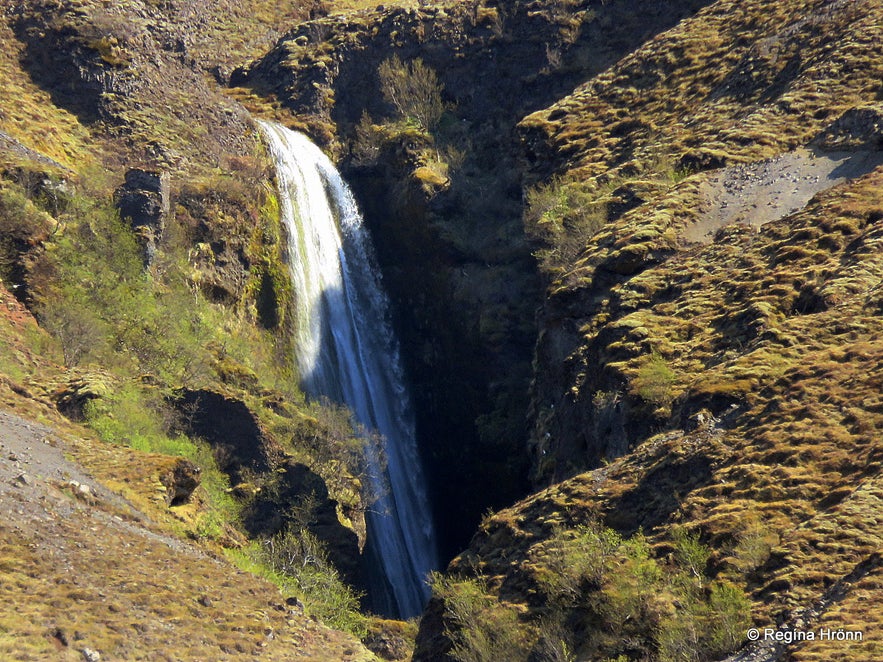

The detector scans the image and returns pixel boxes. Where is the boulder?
[52,371,114,421]
[159,458,201,506]
[171,389,281,483]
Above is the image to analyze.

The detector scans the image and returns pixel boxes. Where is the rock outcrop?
[171,388,366,587]
[158,457,201,506]
[172,388,281,481]
[114,168,170,265]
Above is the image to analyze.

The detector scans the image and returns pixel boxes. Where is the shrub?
[32,192,214,381]
[602,531,666,640]
[631,351,677,408]
[539,523,622,606]
[706,582,752,654]
[528,520,751,661]
[351,111,384,165]
[672,527,710,590]
[730,515,780,574]
[524,174,606,274]
[253,526,367,637]
[378,56,445,132]
[431,573,532,662]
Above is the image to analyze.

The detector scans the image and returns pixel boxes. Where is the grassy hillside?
[415,0,883,660]
[0,0,419,658]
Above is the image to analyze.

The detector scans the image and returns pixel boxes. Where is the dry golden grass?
[462,174,883,655]
[523,0,883,180]
[0,516,375,660]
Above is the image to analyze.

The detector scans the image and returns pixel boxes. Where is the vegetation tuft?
[431,519,751,662]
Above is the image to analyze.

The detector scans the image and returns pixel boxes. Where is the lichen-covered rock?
[52,371,115,421]
[811,104,883,152]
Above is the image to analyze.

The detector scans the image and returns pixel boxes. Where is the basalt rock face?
[235,0,713,558]
[244,460,365,588]
[173,389,282,483]
[114,169,169,265]
[811,103,883,152]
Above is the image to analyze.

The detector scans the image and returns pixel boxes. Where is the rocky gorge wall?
[233,0,713,556]
[411,0,883,658]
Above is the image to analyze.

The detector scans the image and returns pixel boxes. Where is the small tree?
[378,55,445,132]
[431,573,533,662]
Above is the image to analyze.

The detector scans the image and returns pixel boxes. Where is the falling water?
[258,121,438,618]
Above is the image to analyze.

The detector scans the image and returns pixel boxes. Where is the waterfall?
[258,121,438,618]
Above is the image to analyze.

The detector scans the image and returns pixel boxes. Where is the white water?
[259,121,438,618]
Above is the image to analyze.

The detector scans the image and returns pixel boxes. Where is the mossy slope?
[417,0,883,659]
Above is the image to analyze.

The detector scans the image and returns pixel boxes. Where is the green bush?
[31,191,217,382]
[351,111,384,166]
[249,525,367,637]
[672,526,710,590]
[539,523,622,606]
[730,516,779,575]
[524,174,606,274]
[528,520,751,661]
[632,351,677,408]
